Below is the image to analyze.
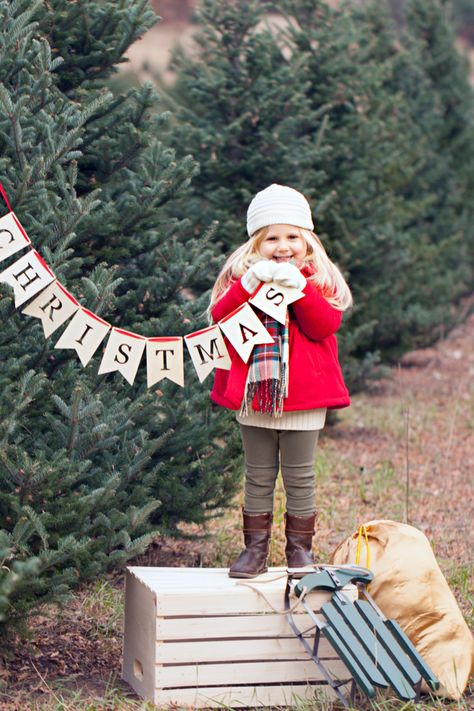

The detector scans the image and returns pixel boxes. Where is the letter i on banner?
[98,328,146,385]
[185,325,231,382]
[218,302,274,363]
[22,281,80,337]
[0,250,55,307]
[0,212,31,263]
[146,336,184,388]
[55,308,111,366]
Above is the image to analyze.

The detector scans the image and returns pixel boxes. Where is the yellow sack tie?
[355,524,371,569]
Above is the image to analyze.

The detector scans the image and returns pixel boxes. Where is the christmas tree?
[0,0,240,636]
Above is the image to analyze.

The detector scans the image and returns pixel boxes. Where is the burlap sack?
[330,519,474,700]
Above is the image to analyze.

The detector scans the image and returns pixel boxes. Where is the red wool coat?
[210,271,350,412]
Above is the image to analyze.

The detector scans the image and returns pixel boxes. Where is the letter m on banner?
[185,325,231,382]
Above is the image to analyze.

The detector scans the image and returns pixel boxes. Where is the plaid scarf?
[240,310,290,417]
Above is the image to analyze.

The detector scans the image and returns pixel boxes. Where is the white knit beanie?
[246,184,314,237]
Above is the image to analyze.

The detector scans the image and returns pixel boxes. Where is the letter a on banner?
[218,302,274,363]
[22,281,80,337]
[146,336,184,388]
[0,250,55,306]
[98,328,146,385]
[249,281,305,325]
[185,325,231,382]
[0,212,31,263]
[55,308,110,366]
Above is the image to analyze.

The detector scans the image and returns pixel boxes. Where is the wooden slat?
[156,612,320,640]
[156,636,337,663]
[154,588,354,615]
[153,682,352,708]
[155,658,350,688]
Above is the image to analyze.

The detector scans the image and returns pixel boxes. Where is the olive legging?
[240,425,320,516]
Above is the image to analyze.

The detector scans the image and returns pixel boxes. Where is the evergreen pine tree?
[0,0,240,636]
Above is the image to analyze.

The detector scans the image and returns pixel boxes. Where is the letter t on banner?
[185,325,231,382]
[218,302,274,363]
[146,337,184,388]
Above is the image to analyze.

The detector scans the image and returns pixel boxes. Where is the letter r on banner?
[22,280,80,337]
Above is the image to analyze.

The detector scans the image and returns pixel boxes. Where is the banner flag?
[22,280,80,337]
[0,212,31,263]
[146,336,184,388]
[249,281,305,325]
[185,325,231,382]
[0,250,55,307]
[55,308,110,367]
[98,328,146,385]
[218,302,274,363]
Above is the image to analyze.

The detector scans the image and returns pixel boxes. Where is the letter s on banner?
[185,325,231,382]
[98,328,146,385]
[249,281,305,325]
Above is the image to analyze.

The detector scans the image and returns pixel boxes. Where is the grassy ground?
[1,316,473,709]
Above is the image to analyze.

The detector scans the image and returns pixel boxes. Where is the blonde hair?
[208,226,352,321]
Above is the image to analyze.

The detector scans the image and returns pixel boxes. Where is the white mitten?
[273,262,307,290]
[241,260,278,293]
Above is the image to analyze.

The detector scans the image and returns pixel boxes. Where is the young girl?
[209,184,352,578]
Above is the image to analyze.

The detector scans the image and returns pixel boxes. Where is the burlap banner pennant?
[146,336,184,388]
[249,281,305,325]
[22,280,80,337]
[218,302,274,363]
[55,308,111,367]
[0,249,55,307]
[98,328,146,385]
[185,325,231,382]
[0,212,31,263]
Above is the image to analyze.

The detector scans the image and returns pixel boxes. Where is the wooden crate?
[122,566,356,708]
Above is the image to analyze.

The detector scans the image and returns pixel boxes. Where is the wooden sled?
[285,565,440,708]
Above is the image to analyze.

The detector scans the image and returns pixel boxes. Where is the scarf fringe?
[241,362,288,417]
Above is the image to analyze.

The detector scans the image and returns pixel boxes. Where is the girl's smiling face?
[258,224,307,265]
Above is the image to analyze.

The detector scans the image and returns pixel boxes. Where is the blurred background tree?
[155,0,473,386]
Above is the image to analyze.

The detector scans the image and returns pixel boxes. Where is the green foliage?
[0,0,241,637]
[163,0,474,386]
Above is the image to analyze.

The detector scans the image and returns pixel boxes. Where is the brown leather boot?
[228,511,272,578]
[285,512,316,568]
